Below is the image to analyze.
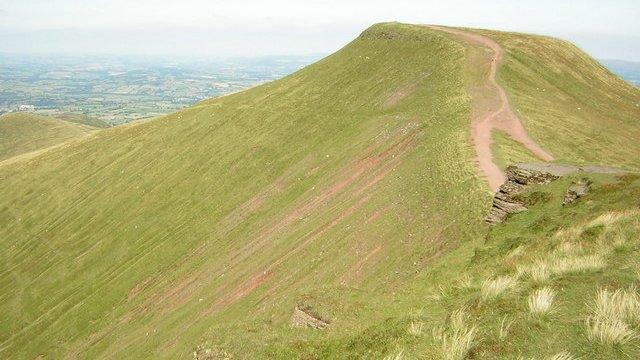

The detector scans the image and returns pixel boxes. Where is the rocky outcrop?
[486,163,626,225]
[291,306,329,329]
[563,179,591,205]
[486,165,559,224]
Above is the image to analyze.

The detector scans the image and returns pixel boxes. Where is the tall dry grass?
[434,309,477,360]
[586,287,640,345]
[547,351,576,360]
[528,287,555,315]
[481,275,518,300]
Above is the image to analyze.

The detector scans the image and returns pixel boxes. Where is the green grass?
[311,174,640,359]
[0,23,487,359]
[0,23,639,359]
[455,174,640,359]
[491,129,540,169]
[0,112,99,162]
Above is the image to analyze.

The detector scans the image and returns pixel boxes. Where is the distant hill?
[0,112,99,162]
[54,112,112,129]
[0,23,638,359]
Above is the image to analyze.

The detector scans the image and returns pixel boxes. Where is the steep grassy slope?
[367,173,640,359]
[0,23,638,359]
[476,29,640,170]
[0,23,487,359]
[461,173,640,360]
[0,112,99,162]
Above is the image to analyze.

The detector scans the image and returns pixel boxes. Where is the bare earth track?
[428,26,554,191]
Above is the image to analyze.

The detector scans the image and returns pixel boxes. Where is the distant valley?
[0,54,636,128]
[0,54,320,125]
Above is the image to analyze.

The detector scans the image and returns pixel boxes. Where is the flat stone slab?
[515,163,628,176]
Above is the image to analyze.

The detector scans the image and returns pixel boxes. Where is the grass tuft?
[553,227,582,243]
[383,349,405,360]
[586,317,636,345]
[528,287,555,315]
[547,351,576,360]
[592,287,640,326]
[498,316,512,340]
[588,211,634,228]
[435,309,477,360]
[554,241,582,255]
[518,260,551,284]
[481,275,518,300]
[611,233,628,251]
[586,287,640,345]
[505,246,526,261]
[550,254,605,275]
[408,321,424,336]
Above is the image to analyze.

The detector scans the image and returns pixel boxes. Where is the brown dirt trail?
[428,26,554,191]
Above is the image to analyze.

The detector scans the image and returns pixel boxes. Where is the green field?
[0,23,639,359]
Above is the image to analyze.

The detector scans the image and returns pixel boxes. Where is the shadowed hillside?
[0,23,638,359]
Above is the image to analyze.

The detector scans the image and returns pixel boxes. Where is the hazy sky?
[0,0,639,60]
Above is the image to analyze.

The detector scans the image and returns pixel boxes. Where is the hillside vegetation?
[372,172,640,359]
[0,23,639,359]
[0,112,99,162]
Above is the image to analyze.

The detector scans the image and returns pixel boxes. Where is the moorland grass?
[1,23,639,359]
[0,23,487,359]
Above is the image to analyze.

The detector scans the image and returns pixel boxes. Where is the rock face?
[291,306,329,329]
[486,165,559,225]
[486,163,627,225]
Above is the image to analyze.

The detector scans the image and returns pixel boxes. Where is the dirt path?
[428,26,554,191]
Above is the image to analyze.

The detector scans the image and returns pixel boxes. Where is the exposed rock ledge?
[291,306,329,329]
[486,163,627,225]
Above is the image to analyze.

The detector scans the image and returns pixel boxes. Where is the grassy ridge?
[0,112,99,162]
[0,23,639,359]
